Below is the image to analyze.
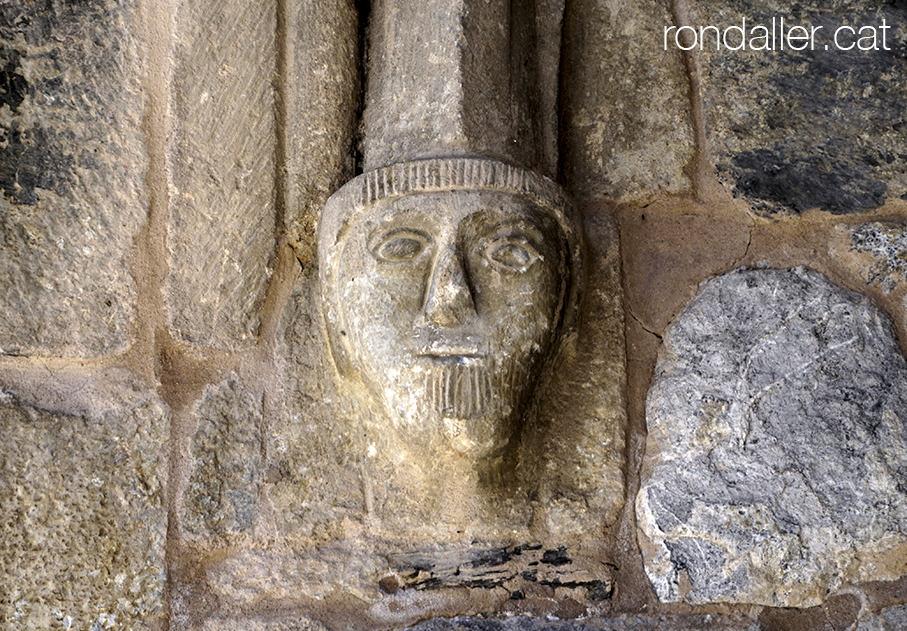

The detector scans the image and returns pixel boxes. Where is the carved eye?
[485,236,539,272]
[371,229,431,262]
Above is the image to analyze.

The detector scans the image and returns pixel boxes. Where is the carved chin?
[385,356,530,458]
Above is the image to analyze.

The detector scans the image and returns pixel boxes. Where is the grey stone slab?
[0,380,167,628]
[561,0,694,203]
[856,605,907,631]
[0,0,148,357]
[638,267,907,606]
[835,222,907,294]
[694,0,907,214]
[167,0,278,349]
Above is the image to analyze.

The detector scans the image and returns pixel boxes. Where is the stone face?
[167,0,278,349]
[0,0,148,356]
[561,0,694,203]
[637,267,907,606]
[194,214,626,610]
[184,377,265,538]
[320,166,577,465]
[695,0,907,214]
[0,380,167,628]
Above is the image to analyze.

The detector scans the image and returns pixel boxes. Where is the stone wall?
[0,0,904,629]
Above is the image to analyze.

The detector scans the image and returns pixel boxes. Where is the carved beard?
[415,355,532,457]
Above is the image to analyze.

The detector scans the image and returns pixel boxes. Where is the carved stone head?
[319,158,581,460]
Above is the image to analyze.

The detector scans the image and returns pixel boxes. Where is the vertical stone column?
[362,0,558,177]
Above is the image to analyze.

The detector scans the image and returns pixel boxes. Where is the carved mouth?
[417,350,483,361]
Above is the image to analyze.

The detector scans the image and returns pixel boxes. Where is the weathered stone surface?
[362,0,561,177]
[637,267,907,606]
[695,0,907,214]
[201,618,328,631]
[0,0,148,356]
[831,222,907,294]
[167,0,278,349]
[193,216,625,611]
[561,0,694,203]
[0,376,167,628]
[184,377,265,538]
[856,605,907,631]
[405,614,759,630]
[285,0,359,259]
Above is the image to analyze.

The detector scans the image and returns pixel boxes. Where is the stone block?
[285,0,359,259]
[561,0,694,203]
[167,0,278,349]
[695,0,907,214]
[0,379,167,628]
[200,618,328,631]
[856,605,907,631]
[0,0,148,357]
[362,0,561,178]
[831,222,907,294]
[183,377,265,538]
[637,267,907,606]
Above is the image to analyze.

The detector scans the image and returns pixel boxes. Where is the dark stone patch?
[699,0,907,214]
[541,546,572,566]
[404,614,760,630]
[0,120,75,204]
[0,44,77,205]
[730,146,888,214]
[0,1,136,206]
[0,47,27,111]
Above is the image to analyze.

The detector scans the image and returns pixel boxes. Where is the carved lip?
[416,348,484,360]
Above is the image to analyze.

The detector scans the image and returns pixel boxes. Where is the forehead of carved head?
[322,188,571,459]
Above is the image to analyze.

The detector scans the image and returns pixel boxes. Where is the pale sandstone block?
[285,0,359,257]
[561,0,694,203]
[0,0,148,357]
[167,0,278,349]
[0,379,167,629]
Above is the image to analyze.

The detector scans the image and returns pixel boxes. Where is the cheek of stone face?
[338,237,429,380]
[467,235,563,362]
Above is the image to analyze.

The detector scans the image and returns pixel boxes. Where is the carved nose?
[422,250,477,328]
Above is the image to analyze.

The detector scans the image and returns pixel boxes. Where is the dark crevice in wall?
[669,0,715,202]
[353,0,370,176]
[273,0,290,242]
[556,0,574,190]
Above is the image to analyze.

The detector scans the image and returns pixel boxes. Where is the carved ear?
[318,248,354,380]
